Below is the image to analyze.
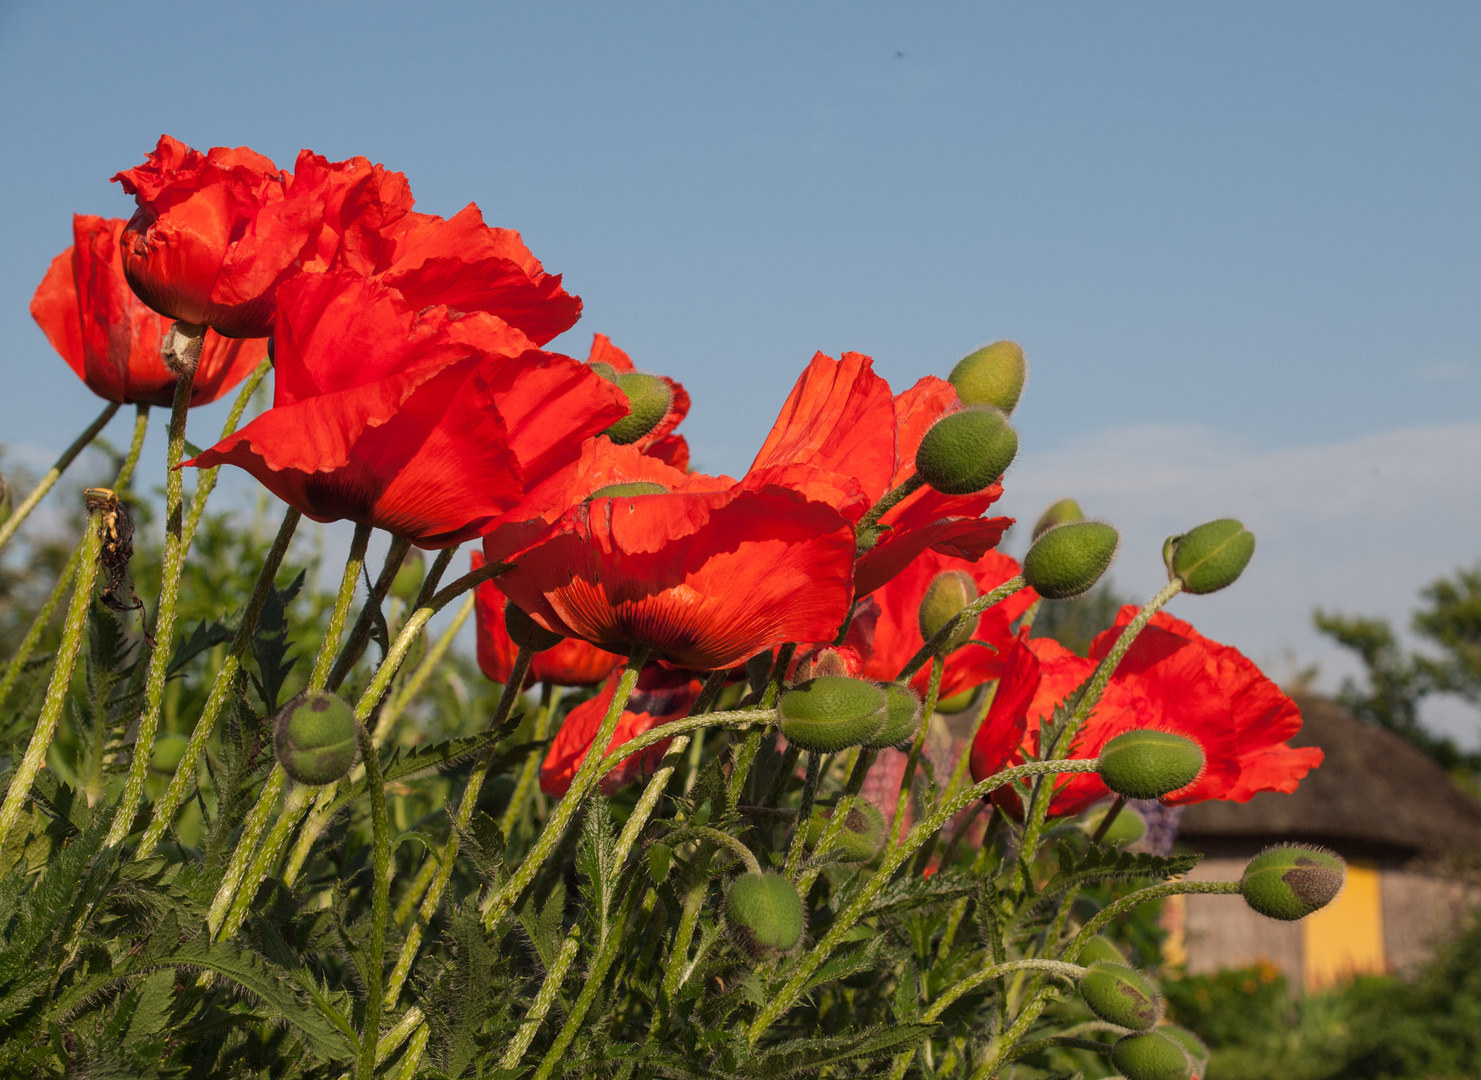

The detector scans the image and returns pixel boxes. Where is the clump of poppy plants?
[0,133,1339,1079]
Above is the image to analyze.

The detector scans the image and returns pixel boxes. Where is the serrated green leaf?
[1042,841,1202,897]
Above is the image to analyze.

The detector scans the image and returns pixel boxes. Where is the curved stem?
[134,509,301,859]
[1063,879,1239,963]
[0,502,103,847]
[0,401,118,554]
[690,825,762,876]
[107,365,196,847]
[854,473,924,538]
[897,576,1027,684]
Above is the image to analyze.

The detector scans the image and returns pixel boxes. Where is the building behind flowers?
[1168,697,1481,991]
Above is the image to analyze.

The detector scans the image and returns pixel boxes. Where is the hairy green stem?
[784,752,822,878]
[327,535,412,693]
[896,575,1027,684]
[107,365,196,847]
[355,721,391,1080]
[727,643,794,809]
[854,473,924,539]
[0,401,118,554]
[498,933,581,1068]
[374,588,472,748]
[134,509,300,859]
[795,747,876,896]
[498,680,559,841]
[0,504,103,846]
[887,655,944,854]
[181,358,271,553]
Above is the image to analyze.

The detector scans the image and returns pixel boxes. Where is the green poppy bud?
[806,801,887,862]
[948,340,1027,414]
[865,683,923,748]
[587,481,669,499]
[914,406,1019,496]
[150,733,190,775]
[390,548,425,605]
[590,361,618,381]
[1110,1031,1193,1080]
[1085,803,1146,846]
[603,372,672,445]
[1077,934,1126,966]
[504,600,564,653]
[273,692,359,786]
[727,871,805,958]
[1169,518,1255,595]
[1022,521,1120,600]
[777,676,888,752]
[1032,497,1084,542]
[918,570,979,654]
[1079,961,1163,1030]
[1097,730,1204,800]
[1240,845,1346,921]
[935,687,979,714]
[1159,1025,1210,1076]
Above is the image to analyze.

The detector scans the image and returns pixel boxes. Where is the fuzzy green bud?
[1086,803,1146,846]
[603,373,672,445]
[1098,730,1204,800]
[1022,521,1119,600]
[504,600,564,653]
[1159,1026,1210,1076]
[866,683,923,748]
[727,871,805,957]
[1080,961,1163,1030]
[390,548,425,605]
[1032,497,1084,541]
[777,676,888,752]
[806,801,886,862]
[273,692,359,786]
[914,406,1019,496]
[587,481,669,499]
[1110,1031,1193,1080]
[1077,934,1126,966]
[1240,845,1346,921]
[948,340,1027,413]
[918,570,978,654]
[1168,518,1255,595]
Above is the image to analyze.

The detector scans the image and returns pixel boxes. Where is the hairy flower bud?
[273,692,359,786]
[866,683,924,748]
[1168,518,1255,595]
[1097,730,1204,800]
[1032,497,1083,541]
[1160,1025,1210,1077]
[777,676,888,752]
[1080,961,1163,1030]
[1077,934,1126,966]
[504,600,565,653]
[918,570,979,654]
[727,871,805,957]
[914,406,1019,495]
[948,340,1027,413]
[1022,521,1119,600]
[603,372,673,445]
[806,801,886,862]
[1110,1031,1193,1080]
[1240,845,1346,921]
[1085,803,1146,846]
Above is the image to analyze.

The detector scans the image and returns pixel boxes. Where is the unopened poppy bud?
[587,481,669,499]
[1080,961,1163,1029]
[273,692,359,786]
[727,871,805,958]
[1085,803,1146,846]
[1110,1031,1193,1080]
[949,340,1027,413]
[504,600,564,653]
[777,676,888,752]
[914,406,1019,495]
[603,373,673,445]
[590,361,618,381]
[1097,730,1204,800]
[390,549,425,604]
[1077,934,1126,966]
[1160,1026,1210,1077]
[935,687,977,714]
[1032,497,1084,541]
[1240,845,1345,921]
[918,571,978,653]
[806,801,886,862]
[866,683,923,748]
[1169,518,1255,595]
[1022,521,1119,599]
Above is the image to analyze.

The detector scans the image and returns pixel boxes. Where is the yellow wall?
[1302,861,1385,991]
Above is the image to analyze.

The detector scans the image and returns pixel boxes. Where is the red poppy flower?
[587,334,690,469]
[186,271,626,547]
[969,613,1323,818]
[857,549,1037,699]
[113,136,581,346]
[541,666,702,796]
[471,550,623,688]
[483,439,857,671]
[30,215,266,406]
[744,351,1013,597]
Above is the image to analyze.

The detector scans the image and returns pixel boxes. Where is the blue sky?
[2,2,1478,741]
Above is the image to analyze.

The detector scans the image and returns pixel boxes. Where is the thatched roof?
[1179,696,1481,861]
